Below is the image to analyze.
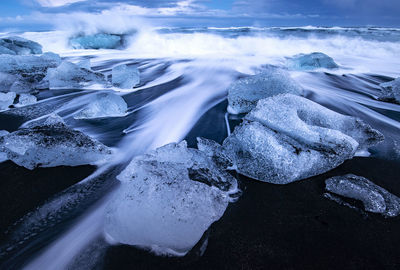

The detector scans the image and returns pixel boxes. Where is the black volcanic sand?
[0,161,96,235]
[100,157,400,270]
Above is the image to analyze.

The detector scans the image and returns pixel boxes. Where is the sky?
[1,0,400,31]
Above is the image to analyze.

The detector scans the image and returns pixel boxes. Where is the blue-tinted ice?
[0,36,42,55]
[379,77,400,104]
[325,174,400,217]
[112,64,140,89]
[105,141,237,256]
[221,94,383,184]
[74,92,127,119]
[70,34,122,49]
[0,114,112,169]
[287,52,339,70]
[227,68,303,114]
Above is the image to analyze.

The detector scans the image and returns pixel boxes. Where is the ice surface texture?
[70,34,122,49]
[0,36,42,55]
[0,115,112,169]
[227,68,303,114]
[0,53,61,93]
[74,92,128,119]
[16,93,37,107]
[325,174,400,217]
[105,141,237,255]
[379,77,400,104]
[221,94,383,184]
[112,64,140,89]
[0,92,16,110]
[287,52,339,70]
[45,61,106,88]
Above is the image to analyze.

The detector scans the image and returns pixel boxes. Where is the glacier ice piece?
[105,141,237,256]
[0,130,8,162]
[76,59,91,70]
[0,36,42,55]
[0,115,112,169]
[325,174,400,217]
[70,34,122,50]
[112,64,140,89]
[0,92,16,110]
[16,93,37,107]
[74,92,127,119]
[45,61,106,89]
[288,52,339,70]
[0,52,61,93]
[227,68,303,114]
[379,77,400,104]
[222,94,383,184]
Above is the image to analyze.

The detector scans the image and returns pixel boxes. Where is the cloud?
[36,0,87,7]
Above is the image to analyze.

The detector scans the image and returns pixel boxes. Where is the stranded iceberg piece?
[105,141,237,256]
[0,114,112,169]
[222,94,383,184]
[74,92,127,119]
[0,36,42,55]
[287,52,339,70]
[379,77,400,104]
[325,174,400,217]
[45,61,106,89]
[0,52,61,93]
[227,68,303,114]
[0,92,16,110]
[70,34,123,49]
[112,64,140,89]
[15,93,37,107]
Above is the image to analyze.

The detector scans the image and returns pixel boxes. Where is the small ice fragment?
[112,64,140,89]
[74,92,127,119]
[227,67,303,114]
[325,174,400,217]
[288,52,339,70]
[0,92,16,110]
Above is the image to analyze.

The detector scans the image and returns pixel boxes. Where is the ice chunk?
[0,36,42,55]
[379,77,400,104]
[227,68,303,114]
[70,34,122,49]
[0,53,61,93]
[112,64,140,89]
[74,92,127,119]
[16,93,37,107]
[325,174,400,217]
[246,94,384,150]
[288,52,339,70]
[0,130,9,162]
[0,115,112,169]
[45,61,106,89]
[0,92,16,110]
[76,59,91,70]
[105,141,237,255]
[221,94,383,184]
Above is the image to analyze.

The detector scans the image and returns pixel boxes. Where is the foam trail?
[23,196,109,270]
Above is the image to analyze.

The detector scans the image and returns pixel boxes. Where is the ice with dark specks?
[0,114,112,169]
[325,174,400,217]
[0,92,16,110]
[221,94,383,184]
[0,36,42,55]
[379,77,400,104]
[45,61,106,89]
[105,141,237,256]
[0,52,61,93]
